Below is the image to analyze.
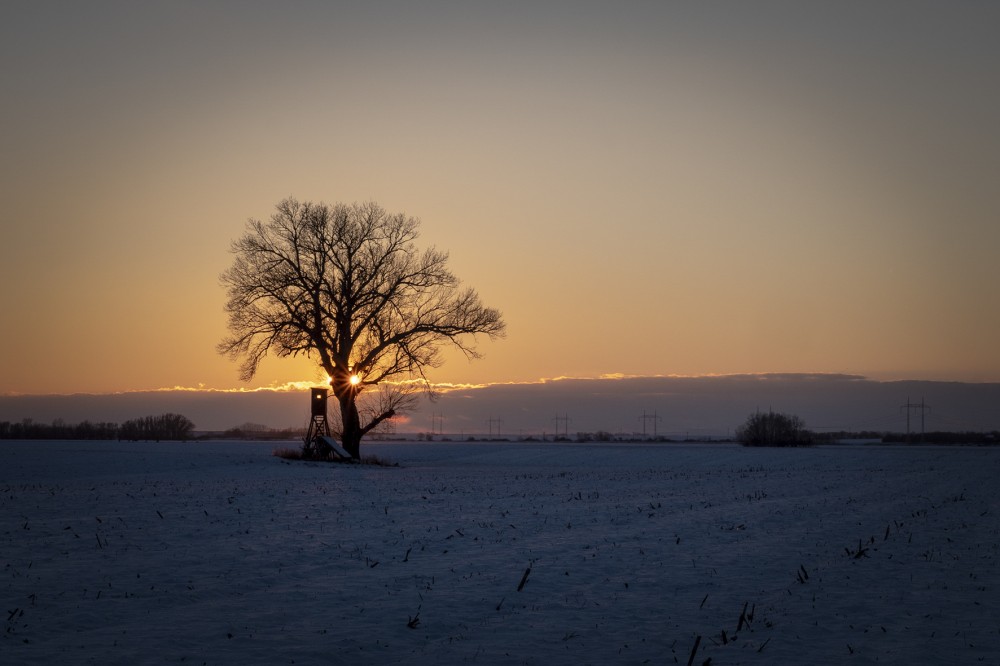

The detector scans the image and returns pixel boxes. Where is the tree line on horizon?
[0,418,120,441]
[0,417,310,442]
[0,413,195,441]
[1,415,996,445]
[221,422,307,440]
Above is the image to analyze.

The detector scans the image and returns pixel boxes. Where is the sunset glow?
[1,3,998,396]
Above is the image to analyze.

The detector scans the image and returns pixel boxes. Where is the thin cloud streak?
[145,372,871,396]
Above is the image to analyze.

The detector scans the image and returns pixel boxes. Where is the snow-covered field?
[2,440,998,665]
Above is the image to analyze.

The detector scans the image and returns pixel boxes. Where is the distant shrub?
[736,410,812,447]
[272,447,303,460]
[360,453,399,467]
[275,446,396,466]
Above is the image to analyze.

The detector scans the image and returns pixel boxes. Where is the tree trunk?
[339,393,363,459]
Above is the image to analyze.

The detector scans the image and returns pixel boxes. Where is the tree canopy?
[219,198,505,457]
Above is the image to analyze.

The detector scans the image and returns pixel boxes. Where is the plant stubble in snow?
[1,440,998,664]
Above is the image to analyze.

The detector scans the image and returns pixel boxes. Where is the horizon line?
[4,372,997,399]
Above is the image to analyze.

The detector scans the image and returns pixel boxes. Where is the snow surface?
[2,440,998,665]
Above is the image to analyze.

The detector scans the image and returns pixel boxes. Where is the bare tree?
[219,198,506,458]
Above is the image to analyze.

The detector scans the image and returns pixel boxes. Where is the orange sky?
[2,3,999,396]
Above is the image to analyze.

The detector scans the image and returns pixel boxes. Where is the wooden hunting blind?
[311,387,328,416]
[302,387,336,458]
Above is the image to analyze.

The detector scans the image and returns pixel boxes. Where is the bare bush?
[736,410,812,447]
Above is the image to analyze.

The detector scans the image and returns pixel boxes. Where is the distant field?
[2,440,998,664]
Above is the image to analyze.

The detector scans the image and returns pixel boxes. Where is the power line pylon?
[639,410,662,438]
[900,397,931,441]
[553,414,570,439]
